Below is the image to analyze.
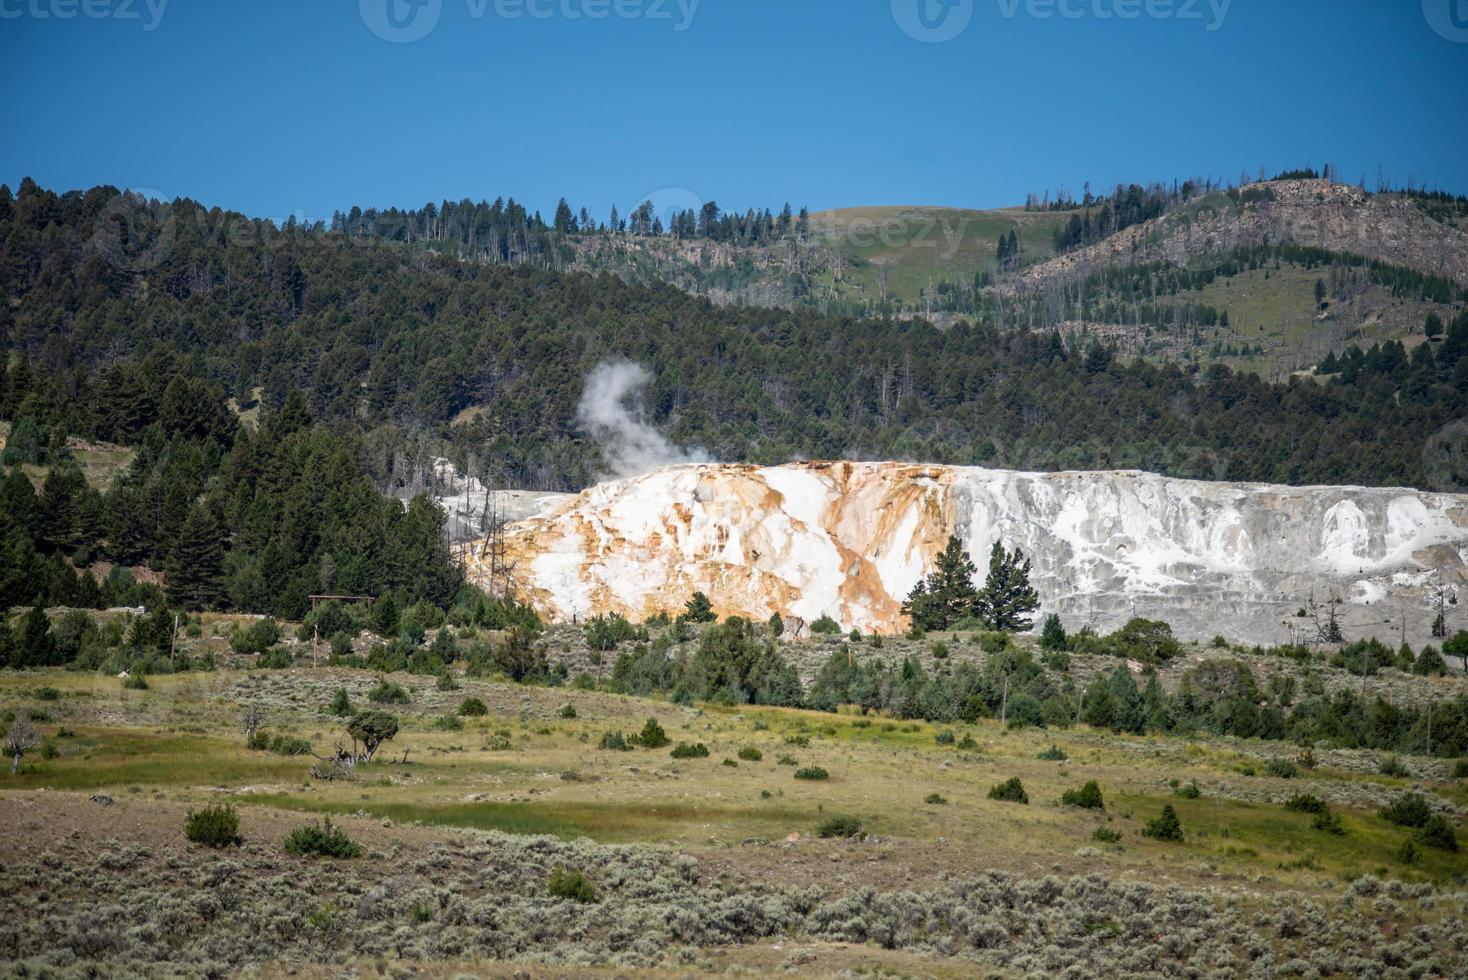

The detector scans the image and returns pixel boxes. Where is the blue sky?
[1,0,1465,222]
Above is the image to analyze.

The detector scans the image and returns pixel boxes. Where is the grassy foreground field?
[2,624,1466,976]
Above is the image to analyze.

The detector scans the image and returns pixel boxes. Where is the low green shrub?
[817,815,863,838]
[638,718,670,749]
[558,703,577,719]
[432,715,464,731]
[1265,757,1298,779]
[1091,825,1122,844]
[670,742,709,759]
[1284,794,1329,814]
[458,697,488,717]
[721,758,738,767]
[1312,809,1345,835]
[988,777,1028,804]
[776,753,797,766]
[122,674,149,690]
[956,735,977,751]
[185,802,242,848]
[1060,781,1104,810]
[794,766,828,781]
[1037,744,1067,761]
[368,680,410,704]
[1380,793,1431,828]
[1379,754,1409,777]
[1416,814,1458,852]
[924,792,947,805]
[283,818,362,858]
[599,731,630,751]
[1173,781,1201,799]
[934,730,955,745]
[267,733,312,756]
[547,866,597,903]
[33,687,60,701]
[1142,804,1184,841]
[737,746,763,761]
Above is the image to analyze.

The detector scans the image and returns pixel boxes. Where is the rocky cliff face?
[467,461,1468,646]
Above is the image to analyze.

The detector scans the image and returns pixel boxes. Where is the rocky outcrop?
[469,461,1468,646]
[1014,179,1468,291]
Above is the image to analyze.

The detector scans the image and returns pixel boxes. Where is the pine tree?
[1040,613,1067,650]
[976,542,1040,632]
[17,604,58,667]
[683,591,716,624]
[902,535,978,631]
[166,504,227,610]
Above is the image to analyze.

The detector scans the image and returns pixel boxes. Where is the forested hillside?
[3,180,1467,499]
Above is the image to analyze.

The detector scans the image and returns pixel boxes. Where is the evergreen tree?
[976,542,1040,632]
[902,535,978,631]
[17,604,58,667]
[166,504,227,610]
[1040,613,1067,650]
[683,591,716,623]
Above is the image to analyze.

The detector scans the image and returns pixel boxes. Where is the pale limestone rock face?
[470,461,1468,645]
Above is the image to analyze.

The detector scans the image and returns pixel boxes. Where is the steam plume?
[576,361,709,480]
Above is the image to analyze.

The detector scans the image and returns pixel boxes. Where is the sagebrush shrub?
[283,818,362,858]
[794,766,828,780]
[185,802,242,848]
[1265,757,1299,779]
[737,746,762,761]
[670,742,709,759]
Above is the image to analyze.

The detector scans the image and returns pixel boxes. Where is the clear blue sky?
[2,0,1465,223]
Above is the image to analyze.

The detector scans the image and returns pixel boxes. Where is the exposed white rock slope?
[470,461,1468,645]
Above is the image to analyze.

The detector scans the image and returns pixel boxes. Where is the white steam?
[576,361,710,480]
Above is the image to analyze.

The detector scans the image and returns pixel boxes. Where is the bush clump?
[1142,804,1184,841]
[1037,743,1067,761]
[934,729,955,745]
[1416,814,1458,852]
[1060,781,1104,810]
[185,802,242,848]
[794,766,829,781]
[1264,757,1299,779]
[1312,809,1345,835]
[368,680,410,704]
[547,866,597,903]
[283,818,362,858]
[817,815,863,838]
[1173,781,1201,799]
[1092,825,1122,844]
[1284,794,1329,814]
[669,742,709,759]
[1378,754,1409,777]
[558,703,577,719]
[924,792,947,805]
[122,674,149,690]
[458,697,488,717]
[638,718,670,749]
[1380,793,1432,828]
[598,731,630,751]
[737,746,763,761]
[987,777,1028,804]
